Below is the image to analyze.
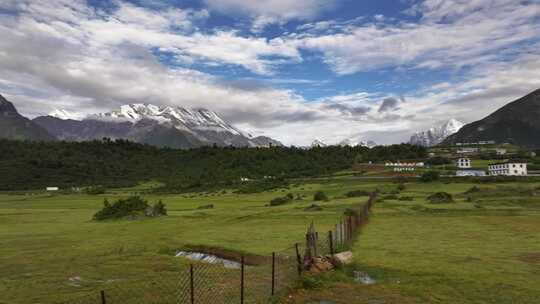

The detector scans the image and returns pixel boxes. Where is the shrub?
[397,183,406,191]
[313,191,329,201]
[427,192,454,204]
[420,171,440,182]
[93,196,167,220]
[269,196,291,206]
[345,190,370,197]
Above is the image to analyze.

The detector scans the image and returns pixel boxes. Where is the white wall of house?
[456,158,471,169]
[488,163,527,176]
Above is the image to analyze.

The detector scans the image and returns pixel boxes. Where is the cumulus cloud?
[204,0,340,31]
[295,0,540,75]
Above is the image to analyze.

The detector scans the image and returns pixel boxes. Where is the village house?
[495,148,507,155]
[456,158,471,169]
[488,161,528,176]
[46,187,59,191]
[456,170,486,177]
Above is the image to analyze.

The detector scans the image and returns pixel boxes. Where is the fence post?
[271,252,275,296]
[240,256,245,304]
[295,243,302,276]
[190,264,195,304]
[328,230,334,255]
[100,290,106,304]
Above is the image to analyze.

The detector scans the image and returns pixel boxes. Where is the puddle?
[175,251,242,269]
[353,271,376,285]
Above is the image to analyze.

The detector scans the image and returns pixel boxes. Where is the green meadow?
[1,178,540,303]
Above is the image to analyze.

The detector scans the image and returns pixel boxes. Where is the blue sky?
[0,0,539,145]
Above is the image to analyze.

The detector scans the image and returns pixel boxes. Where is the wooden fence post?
[295,243,302,276]
[240,256,245,304]
[190,264,195,304]
[100,290,106,304]
[328,230,334,255]
[271,252,276,296]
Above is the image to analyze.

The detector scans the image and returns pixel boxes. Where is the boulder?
[309,257,334,273]
[331,251,353,266]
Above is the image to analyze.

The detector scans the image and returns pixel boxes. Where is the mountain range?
[409,119,465,147]
[442,88,540,148]
[0,95,282,149]
[0,95,54,141]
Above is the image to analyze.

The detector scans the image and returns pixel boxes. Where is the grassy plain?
[1,178,540,303]
[287,180,540,304]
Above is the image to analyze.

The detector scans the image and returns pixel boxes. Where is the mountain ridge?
[32,102,282,149]
[0,94,55,141]
[442,88,540,148]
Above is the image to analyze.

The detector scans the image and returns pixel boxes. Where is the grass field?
[287,180,540,304]
[1,178,540,303]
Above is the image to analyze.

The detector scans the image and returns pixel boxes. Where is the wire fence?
[57,193,376,304]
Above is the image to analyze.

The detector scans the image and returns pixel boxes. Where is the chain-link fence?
[58,194,376,304]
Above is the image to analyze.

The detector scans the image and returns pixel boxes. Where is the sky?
[0,0,539,145]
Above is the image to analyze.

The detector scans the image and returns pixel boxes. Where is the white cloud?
[296,0,540,75]
[204,0,339,31]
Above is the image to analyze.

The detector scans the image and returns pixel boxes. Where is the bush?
[345,190,370,197]
[313,191,329,201]
[397,183,406,191]
[427,192,454,204]
[85,186,106,195]
[269,196,291,206]
[420,171,440,182]
[93,196,167,220]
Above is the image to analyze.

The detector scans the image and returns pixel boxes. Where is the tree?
[313,191,329,201]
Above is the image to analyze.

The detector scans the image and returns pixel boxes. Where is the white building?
[46,187,59,191]
[456,170,486,177]
[385,162,425,167]
[456,158,471,169]
[488,161,528,176]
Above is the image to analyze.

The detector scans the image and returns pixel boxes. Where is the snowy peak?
[48,109,85,121]
[409,119,465,147]
[338,138,377,148]
[91,103,244,136]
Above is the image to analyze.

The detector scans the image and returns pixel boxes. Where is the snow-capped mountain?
[90,104,246,136]
[49,109,86,121]
[33,103,282,149]
[338,138,377,148]
[409,119,465,147]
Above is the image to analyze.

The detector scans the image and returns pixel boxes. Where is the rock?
[309,257,335,273]
[331,251,353,266]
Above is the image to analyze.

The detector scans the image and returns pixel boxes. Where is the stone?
[331,251,353,266]
[309,257,335,273]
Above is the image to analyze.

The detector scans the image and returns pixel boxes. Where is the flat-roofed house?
[488,161,527,176]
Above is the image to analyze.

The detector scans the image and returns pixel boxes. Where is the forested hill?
[0,139,427,191]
